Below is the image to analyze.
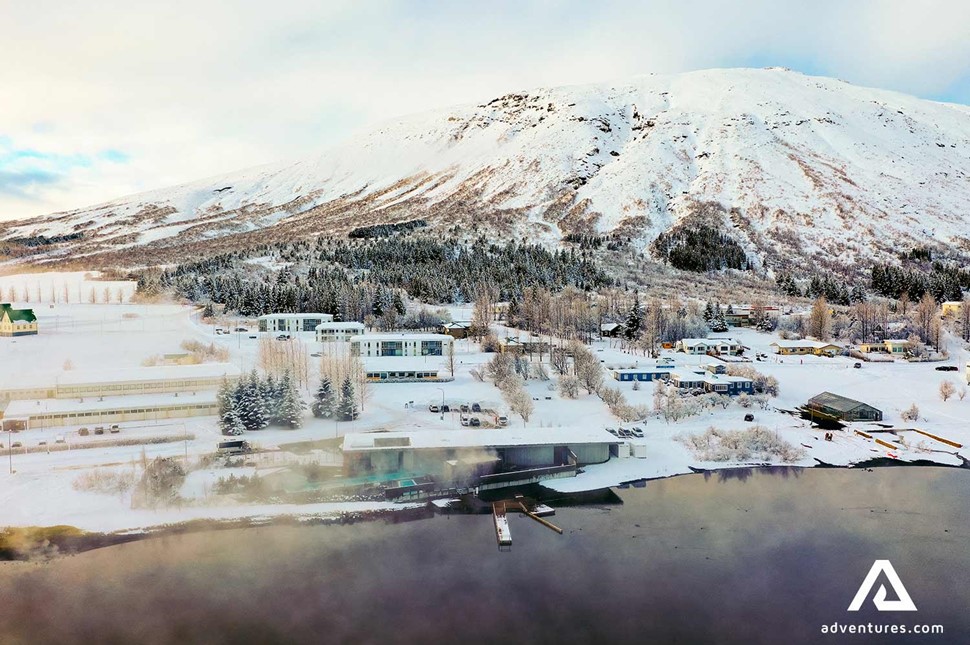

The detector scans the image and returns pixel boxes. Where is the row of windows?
[28,404,218,421]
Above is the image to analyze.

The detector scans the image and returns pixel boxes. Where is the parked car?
[630,427,644,438]
[853,363,862,369]
[469,417,481,427]
[428,403,440,413]
[441,404,450,413]
[935,365,959,372]
[276,334,290,341]
[744,413,755,422]
[78,427,90,436]
[11,441,22,448]
[471,403,482,413]
[249,335,258,339]
[38,440,47,446]
[310,352,322,358]
[460,404,470,413]
[234,327,247,332]
[54,435,65,444]
[94,427,105,435]
[109,424,120,434]
[496,415,509,427]
[460,414,470,427]
[618,429,633,439]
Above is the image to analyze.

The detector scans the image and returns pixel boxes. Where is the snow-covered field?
[1,296,968,533]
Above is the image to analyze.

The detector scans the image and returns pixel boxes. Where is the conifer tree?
[338,376,359,421]
[277,372,306,429]
[312,376,337,419]
[624,294,643,341]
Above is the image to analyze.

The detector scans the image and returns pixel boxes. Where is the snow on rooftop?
[2,363,241,391]
[342,428,618,452]
[258,313,333,320]
[57,363,240,386]
[314,321,366,330]
[4,391,219,417]
[771,339,840,348]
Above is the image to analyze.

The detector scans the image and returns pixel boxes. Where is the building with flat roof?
[342,428,618,481]
[3,392,219,429]
[0,303,37,337]
[315,321,366,343]
[350,333,453,358]
[0,363,240,405]
[258,313,334,334]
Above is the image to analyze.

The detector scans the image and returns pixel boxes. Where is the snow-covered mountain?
[3,67,969,270]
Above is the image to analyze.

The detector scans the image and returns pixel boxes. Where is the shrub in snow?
[678,426,805,463]
[132,457,186,509]
[939,380,956,402]
[900,404,920,422]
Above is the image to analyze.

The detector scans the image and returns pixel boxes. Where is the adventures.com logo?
[820,560,943,637]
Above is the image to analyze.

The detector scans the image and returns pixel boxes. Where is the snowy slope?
[3,67,969,269]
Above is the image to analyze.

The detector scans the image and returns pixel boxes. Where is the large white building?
[0,363,241,405]
[315,321,366,343]
[258,313,334,334]
[4,392,219,429]
[350,333,453,358]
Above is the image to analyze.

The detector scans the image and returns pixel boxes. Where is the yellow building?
[770,340,841,356]
[942,301,964,317]
[0,303,38,337]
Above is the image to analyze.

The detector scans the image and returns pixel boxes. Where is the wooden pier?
[492,502,512,549]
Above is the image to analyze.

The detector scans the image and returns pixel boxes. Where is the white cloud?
[1,0,967,220]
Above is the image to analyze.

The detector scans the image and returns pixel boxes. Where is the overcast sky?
[2,0,968,221]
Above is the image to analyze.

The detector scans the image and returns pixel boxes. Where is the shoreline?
[4,459,968,562]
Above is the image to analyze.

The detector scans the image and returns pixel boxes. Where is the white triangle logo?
[847,560,917,612]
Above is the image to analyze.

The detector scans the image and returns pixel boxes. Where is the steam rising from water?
[0,467,967,644]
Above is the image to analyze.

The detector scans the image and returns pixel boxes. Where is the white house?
[350,333,453,358]
[675,338,742,356]
[258,313,334,334]
[675,338,711,355]
[315,321,366,343]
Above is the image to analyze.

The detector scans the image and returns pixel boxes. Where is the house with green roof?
[0,303,38,337]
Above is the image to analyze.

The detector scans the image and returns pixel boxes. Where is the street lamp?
[436,387,445,421]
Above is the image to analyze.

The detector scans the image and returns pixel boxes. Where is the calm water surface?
[1,466,967,644]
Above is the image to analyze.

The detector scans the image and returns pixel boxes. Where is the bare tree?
[557,375,580,399]
[912,292,938,346]
[447,341,456,378]
[808,296,831,341]
[960,297,970,343]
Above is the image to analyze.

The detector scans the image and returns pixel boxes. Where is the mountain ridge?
[3,67,969,272]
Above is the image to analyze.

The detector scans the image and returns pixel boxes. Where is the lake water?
[1,466,968,644]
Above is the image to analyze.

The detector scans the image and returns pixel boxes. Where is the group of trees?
[313,353,369,421]
[148,234,614,317]
[218,372,305,435]
[484,353,535,422]
[311,376,359,422]
[616,296,710,356]
[870,261,968,302]
[650,223,750,273]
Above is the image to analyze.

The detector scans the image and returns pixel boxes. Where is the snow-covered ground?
[1,295,968,533]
